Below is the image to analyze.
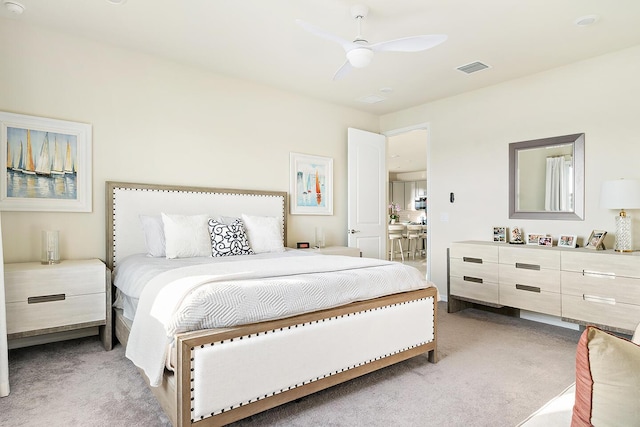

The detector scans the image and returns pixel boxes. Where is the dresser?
[448,241,640,334]
[4,259,112,350]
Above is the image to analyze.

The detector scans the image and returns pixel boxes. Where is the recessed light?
[3,1,25,15]
[575,14,599,27]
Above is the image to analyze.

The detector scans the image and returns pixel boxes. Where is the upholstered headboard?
[105,181,287,269]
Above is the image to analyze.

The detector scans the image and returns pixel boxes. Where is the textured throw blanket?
[125,254,431,386]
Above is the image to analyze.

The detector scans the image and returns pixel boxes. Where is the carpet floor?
[0,302,582,426]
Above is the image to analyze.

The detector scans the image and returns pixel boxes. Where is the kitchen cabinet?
[390,180,426,211]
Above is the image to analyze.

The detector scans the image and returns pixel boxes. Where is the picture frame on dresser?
[538,236,553,247]
[0,111,92,212]
[526,233,546,245]
[558,234,577,248]
[493,226,507,243]
[585,230,607,250]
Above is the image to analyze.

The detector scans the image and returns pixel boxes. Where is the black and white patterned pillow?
[208,219,254,257]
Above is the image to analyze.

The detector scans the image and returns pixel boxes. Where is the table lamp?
[600,179,640,252]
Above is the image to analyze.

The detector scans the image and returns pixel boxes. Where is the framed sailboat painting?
[289,152,333,215]
[0,111,92,212]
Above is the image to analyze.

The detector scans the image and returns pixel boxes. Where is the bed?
[106,181,438,427]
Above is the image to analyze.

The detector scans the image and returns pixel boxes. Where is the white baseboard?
[519,310,580,331]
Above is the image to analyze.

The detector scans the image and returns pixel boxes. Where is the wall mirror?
[509,133,584,220]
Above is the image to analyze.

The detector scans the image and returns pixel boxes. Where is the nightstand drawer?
[6,293,106,335]
[5,260,105,302]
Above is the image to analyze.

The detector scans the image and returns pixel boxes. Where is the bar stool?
[405,225,424,260]
[388,224,405,262]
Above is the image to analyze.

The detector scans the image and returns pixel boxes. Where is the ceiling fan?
[296,4,447,80]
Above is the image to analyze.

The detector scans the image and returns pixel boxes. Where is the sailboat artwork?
[290,152,333,215]
[5,126,78,200]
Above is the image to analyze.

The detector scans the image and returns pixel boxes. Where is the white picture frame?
[526,233,547,245]
[493,226,507,243]
[289,152,333,215]
[558,234,577,248]
[538,236,553,247]
[585,230,607,250]
[0,111,92,212]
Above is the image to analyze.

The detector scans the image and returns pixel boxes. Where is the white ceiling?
[2,0,640,117]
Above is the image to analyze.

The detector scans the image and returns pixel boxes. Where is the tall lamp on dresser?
[600,179,640,252]
[0,215,9,397]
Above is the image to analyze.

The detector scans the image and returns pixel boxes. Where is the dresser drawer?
[499,284,561,316]
[450,276,499,304]
[5,260,105,302]
[561,251,640,279]
[562,294,640,333]
[499,246,560,269]
[450,243,498,263]
[499,264,561,293]
[6,293,106,335]
[450,258,499,282]
[561,271,640,305]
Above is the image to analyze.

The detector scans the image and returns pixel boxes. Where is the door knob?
[348,229,360,234]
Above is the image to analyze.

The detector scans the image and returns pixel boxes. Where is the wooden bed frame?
[106,181,437,427]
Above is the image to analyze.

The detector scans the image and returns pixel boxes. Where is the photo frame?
[526,233,547,245]
[493,226,507,243]
[538,236,553,247]
[558,234,577,248]
[0,111,92,212]
[585,230,607,250]
[289,152,333,215]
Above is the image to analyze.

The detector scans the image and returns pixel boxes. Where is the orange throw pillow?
[571,326,640,427]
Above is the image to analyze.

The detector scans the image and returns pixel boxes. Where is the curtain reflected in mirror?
[545,155,573,211]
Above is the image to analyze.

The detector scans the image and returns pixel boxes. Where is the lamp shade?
[600,179,640,209]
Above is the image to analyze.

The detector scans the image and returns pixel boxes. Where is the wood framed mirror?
[509,133,585,220]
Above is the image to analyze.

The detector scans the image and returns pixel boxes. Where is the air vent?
[456,61,490,74]
[357,94,386,104]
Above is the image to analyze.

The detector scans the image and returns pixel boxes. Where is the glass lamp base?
[614,214,633,252]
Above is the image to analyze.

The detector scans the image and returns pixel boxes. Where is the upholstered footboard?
[115,287,437,427]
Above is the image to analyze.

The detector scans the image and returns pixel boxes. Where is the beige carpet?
[0,302,581,426]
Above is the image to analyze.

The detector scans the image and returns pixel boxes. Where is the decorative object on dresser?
[493,226,507,243]
[4,259,111,350]
[558,234,577,248]
[526,233,547,245]
[289,152,333,215]
[538,236,553,247]
[510,227,524,244]
[600,178,640,252]
[585,230,607,250]
[40,230,60,264]
[0,111,92,213]
[448,241,640,334]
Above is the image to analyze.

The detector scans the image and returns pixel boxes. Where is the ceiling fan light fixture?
[347,48,373,68]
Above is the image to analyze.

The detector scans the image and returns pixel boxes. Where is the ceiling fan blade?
[295,19,359,52]
[332,60,352,81]
[370,34,447,53]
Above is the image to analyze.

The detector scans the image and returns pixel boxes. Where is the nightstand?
[299,246,361,257]
[4,259,112,350]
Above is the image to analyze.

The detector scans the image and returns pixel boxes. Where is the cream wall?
[0,18,379,263]
[381,45,640,297]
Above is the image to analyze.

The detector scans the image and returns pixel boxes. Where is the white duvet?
[120,253,432,387]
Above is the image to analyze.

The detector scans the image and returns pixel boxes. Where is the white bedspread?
[123,253,432,387]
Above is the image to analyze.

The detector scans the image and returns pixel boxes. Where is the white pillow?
[161,213,211,258]
[139,215,165,257]
[241,214,285,254]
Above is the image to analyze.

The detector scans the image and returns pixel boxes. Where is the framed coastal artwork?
[0,111,92,212]
[289,152,333,215]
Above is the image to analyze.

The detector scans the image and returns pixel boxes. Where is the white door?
[347,128,386,259]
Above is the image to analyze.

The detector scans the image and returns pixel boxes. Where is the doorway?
[385,125,429,279]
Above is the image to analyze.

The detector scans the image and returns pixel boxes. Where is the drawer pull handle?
[583,270,616,279]
[463,257,483,264]
[463,276,483,284]
[28,294,66,304]
[515,263,540,271]
[583,294,616,305]
[515,284,540,293]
